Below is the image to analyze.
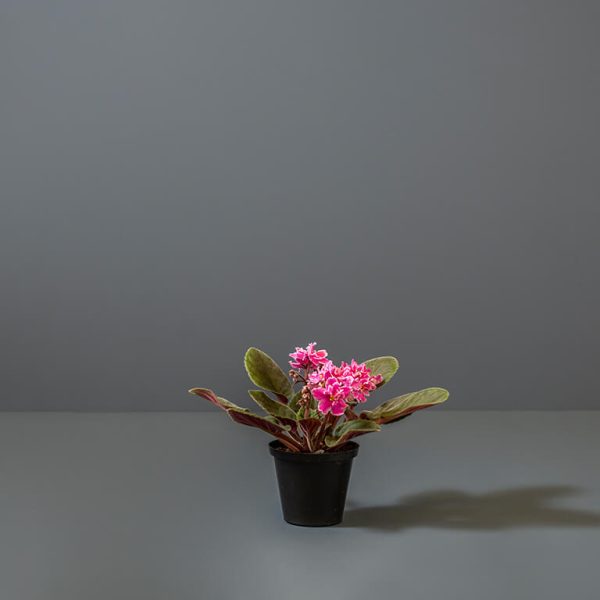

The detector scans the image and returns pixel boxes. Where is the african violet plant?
[190,343,449,453]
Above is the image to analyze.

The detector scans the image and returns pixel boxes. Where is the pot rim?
[269,439,359,462]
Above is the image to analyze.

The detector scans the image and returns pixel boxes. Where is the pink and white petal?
[317,398,332,415]
[311,387,329,402]
[331,399,347,416]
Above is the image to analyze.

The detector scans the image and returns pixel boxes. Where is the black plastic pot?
[269,440,359,526]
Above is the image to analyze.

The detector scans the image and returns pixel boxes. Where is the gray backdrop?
[1,1,599,410]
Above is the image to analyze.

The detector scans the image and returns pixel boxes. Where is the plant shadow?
[341,486,600,531]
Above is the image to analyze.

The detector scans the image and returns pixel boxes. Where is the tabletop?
[0,411,598,600]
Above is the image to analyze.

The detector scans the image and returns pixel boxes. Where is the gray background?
[1,0,599,411]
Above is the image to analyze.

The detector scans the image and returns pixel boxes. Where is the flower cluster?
[289,343,382,416]
[289,342,329,370]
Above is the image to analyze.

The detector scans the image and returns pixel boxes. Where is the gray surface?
[1,1,600,410]
[1,411,599,600]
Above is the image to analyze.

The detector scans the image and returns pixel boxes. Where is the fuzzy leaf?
[289,390,303,412]
[298,417,321,439]
[297,417,322,452]
[244,347,293,399]
[362,387,449,424]
[325,419,381,448]
[274,416,301,431]
[227,408,302,451]
[248,390,297,420]
[364,356,399,387]
[189,388,246,412]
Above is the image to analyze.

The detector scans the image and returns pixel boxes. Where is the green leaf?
[289,390,303,412]
[364,356,399,387]
[325,419,381,449]
[248,390,297,420]
[227,408,303,452]
[362,387,449,424]
[189,388,246,412]
[298,417,321,438]
[297,417,322,452]
[189,388,303,451]
[244,347,293,399]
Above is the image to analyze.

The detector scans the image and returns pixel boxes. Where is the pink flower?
[290,342,383,416]
[289,342,329,370]
[308,357,382,415]
[340,359,383,403]
[307,359,333,386]
[312,378,350,416]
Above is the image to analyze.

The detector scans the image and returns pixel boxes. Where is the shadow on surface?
[342,486,600,531]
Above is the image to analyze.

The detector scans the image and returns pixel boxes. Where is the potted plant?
[190,343,448,526]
